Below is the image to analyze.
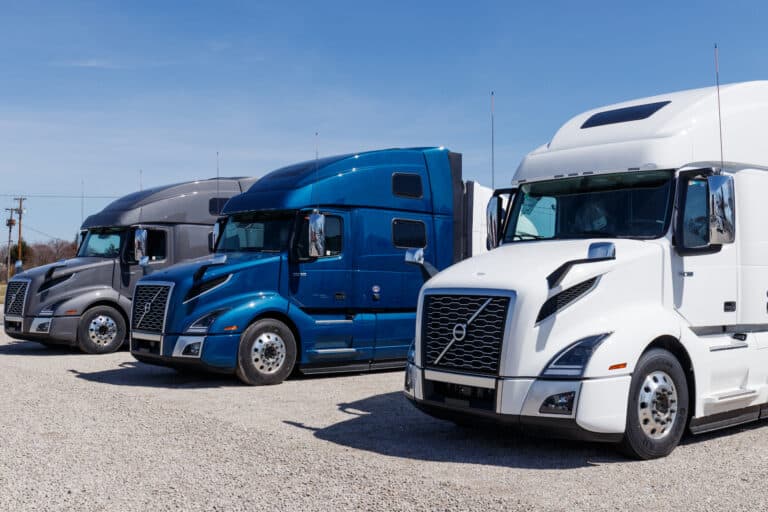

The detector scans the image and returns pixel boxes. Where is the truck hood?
[9,257,116,317]
[421,238,666,377]
[140,252,284,334]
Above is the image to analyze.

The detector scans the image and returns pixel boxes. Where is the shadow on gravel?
[0,340,77,356]
[68,361,239,389]
[284,391,625,469]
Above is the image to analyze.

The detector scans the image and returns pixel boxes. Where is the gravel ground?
[1,328,767,511]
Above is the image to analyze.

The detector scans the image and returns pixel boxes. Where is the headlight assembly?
[186,309,228,334]
[541,333,611,378]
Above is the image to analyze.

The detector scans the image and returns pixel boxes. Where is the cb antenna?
[491,90,496,189]
[216,151,221,213]
[714,44,725,171]
[313,131,320,211]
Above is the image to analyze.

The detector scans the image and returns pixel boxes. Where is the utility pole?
[5,208,15,281]
[13,197,26,265]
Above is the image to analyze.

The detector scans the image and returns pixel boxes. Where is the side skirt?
[300,359,406,375]
[689,404,768,435]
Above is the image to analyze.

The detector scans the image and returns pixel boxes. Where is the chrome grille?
[132,284,171,333]
[422,294,510,375]
[4,280,29,317]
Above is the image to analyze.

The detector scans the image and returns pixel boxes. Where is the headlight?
[39,303,60,317]
[186,309,227,334]
[407,339,416,364]
[541,333,611,378]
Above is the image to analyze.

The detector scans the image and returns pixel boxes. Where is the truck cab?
[4,177,256,353]
[405,81,768,459]
[130,147,490,384]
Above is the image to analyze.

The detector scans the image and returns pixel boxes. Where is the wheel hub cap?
[250,332,286,374]
[88,315,118,346]
[637,370,678,440]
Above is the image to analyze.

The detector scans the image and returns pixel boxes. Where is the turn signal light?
[609,362,627,371]
[223,325,238,331]
[64,309,78,315]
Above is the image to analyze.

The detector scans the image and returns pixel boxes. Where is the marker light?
[224,325,238,331]
[609,362,627,371]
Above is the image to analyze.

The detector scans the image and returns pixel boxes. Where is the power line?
[23,225,71,242]
[0,193,119,199]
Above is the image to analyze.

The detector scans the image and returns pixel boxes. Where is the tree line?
[1,239,78,281]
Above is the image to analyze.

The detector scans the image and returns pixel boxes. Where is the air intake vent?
[536,277,598,323]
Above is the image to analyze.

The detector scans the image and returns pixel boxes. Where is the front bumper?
[130,331,241,371]
[4,315,80,345]
[404,363,630,442]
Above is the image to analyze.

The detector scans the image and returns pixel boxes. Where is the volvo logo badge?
[9,293,17,305]
[452,323,467,342]
[143,302,152,314]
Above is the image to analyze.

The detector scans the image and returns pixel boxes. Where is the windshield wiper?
[514,232,546,240]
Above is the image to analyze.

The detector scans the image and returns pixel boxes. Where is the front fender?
[207,292,291,335]
[584,303,684,379]
[52,286,128,321]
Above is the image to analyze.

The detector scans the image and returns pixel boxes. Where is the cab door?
[288,211,371,363]
[117,227,172,299]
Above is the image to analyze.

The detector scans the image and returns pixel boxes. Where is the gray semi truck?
[3,177,257,353]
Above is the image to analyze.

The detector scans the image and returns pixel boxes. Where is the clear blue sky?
[1,0,766,242]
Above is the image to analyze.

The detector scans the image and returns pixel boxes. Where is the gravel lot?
[1,325,767,511]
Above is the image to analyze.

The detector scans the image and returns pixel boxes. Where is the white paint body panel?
[408,82,768,438]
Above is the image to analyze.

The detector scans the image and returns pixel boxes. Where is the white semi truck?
[404,81,768,459]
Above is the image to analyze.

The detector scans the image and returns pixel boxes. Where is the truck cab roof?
[81,177,259,229]
[223,147,458,215]
[516,80,768,183]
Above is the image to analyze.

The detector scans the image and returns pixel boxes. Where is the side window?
[516,195,556,239]
[392,173,423,199]
[392,219,427,248]
[324,216,343,257]
[147,230,167,261]
[681,178,709,248]
[209,197,229,215]
[296,215,343,258]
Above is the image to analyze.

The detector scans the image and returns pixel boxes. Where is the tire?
[77,306,127,354]
[620,348,689,459]
[235,319,297,385]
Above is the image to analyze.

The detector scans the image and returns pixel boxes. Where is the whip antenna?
[714,44,725,171]
[491,91,495,189]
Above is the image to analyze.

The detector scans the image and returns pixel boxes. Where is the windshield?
[503,170,675,243]
[77,228,125,258]
[216,211,295,253]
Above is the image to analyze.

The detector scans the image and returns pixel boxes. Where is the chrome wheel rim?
[638,370,678,440]
[88,315,118,346]
[250,331,286,374]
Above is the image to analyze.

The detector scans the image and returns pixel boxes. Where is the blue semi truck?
[129,147,490,384]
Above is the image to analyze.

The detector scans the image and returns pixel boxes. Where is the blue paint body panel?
[132,147,465,375]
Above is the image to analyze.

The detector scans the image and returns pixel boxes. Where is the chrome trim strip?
[424,369,496,389]
[716,389,757,401]
[710,342,749,352]
[182,274,232,304]
[4,315,23,323]
[132,332,162,342]
[692,324,768,336]
[313,348,357,355]
[315,319,353,325]
[30,317,52,334]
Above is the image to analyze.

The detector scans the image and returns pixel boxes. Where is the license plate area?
[132,338,161,355]
[424,379,496,411]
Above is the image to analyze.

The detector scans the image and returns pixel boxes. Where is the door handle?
[292,272,307,277]
[679,271,694,277]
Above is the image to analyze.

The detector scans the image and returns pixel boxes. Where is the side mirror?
[209,222,220,253]
[486,196,502,249]
[134,228,148,265]
[14,260,22,273]
[308,212,326,258]
[404,248,438,281]
[707,174,735,245]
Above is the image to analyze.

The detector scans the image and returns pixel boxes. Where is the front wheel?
[620,348,689,459]
[235,319,297,385]
[77,306,127,354]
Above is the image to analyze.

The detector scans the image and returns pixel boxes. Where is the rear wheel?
[77,306,126,354]
[235,319,297,385]
[620,348,689,459]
